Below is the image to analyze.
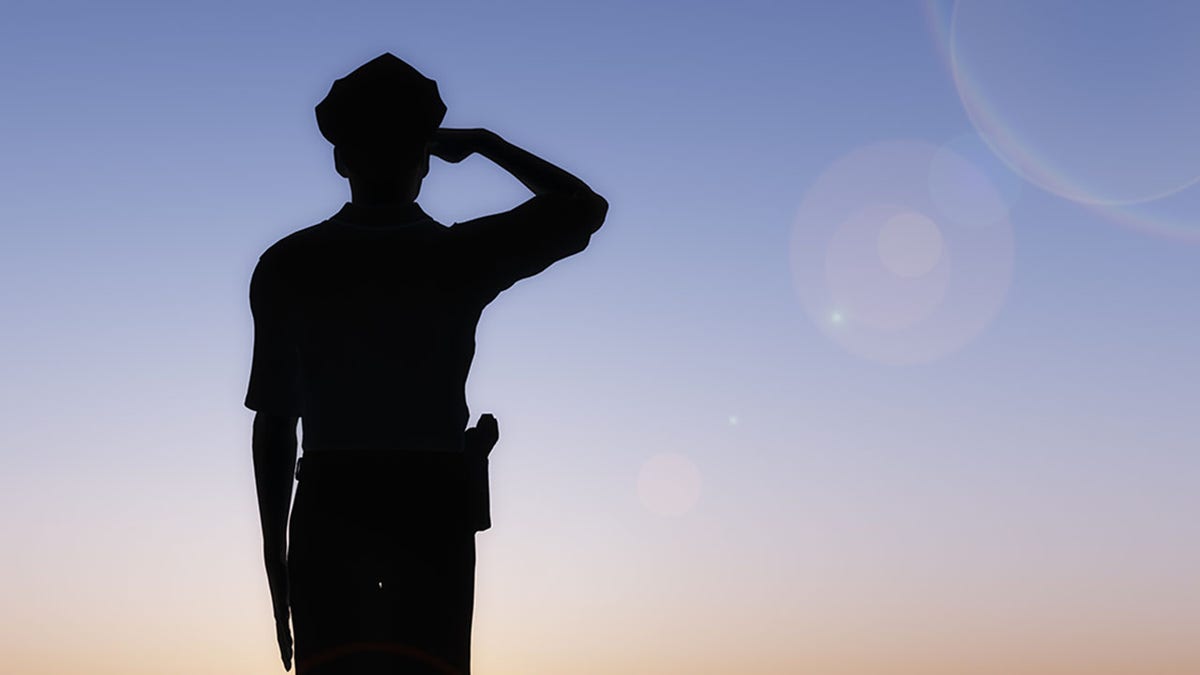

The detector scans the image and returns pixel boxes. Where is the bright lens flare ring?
[947,0,1200,207]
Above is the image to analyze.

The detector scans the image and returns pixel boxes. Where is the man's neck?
[333,200,430,227]
[348,177,419,207]
[350,194,416,208]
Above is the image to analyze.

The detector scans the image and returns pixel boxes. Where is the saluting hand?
[429,128,496,164]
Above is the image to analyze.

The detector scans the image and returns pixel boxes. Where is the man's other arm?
[246,249,302,669]
[253,411,298,671]
[253,412,297,567]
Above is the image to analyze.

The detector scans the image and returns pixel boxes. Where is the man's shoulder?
[257,220,339,264]
[255,210,457,281]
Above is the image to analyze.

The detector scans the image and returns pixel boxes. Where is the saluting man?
[246,53,607,674]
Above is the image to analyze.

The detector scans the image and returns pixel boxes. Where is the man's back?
[249,203,482,453]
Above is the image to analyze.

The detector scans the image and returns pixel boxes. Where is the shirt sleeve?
[450,193,600,299]
[244,252,302,415]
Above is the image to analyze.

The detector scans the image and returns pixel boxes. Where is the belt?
[295,449,491,533]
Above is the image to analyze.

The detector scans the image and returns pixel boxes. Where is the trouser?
[289,453,479,674]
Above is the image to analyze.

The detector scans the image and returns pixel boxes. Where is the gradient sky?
[2,1,1198,673]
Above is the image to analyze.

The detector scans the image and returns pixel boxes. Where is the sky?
[1,1,1198,673]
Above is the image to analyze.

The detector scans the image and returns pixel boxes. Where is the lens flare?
[790,140,1014,365]
[950,0,1200,206]
[826,203,951,333]
[924,0,1200,242]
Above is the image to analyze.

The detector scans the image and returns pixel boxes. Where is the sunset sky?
[2,1,1198,673]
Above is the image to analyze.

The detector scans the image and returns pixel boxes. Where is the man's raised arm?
[431,128,608,232]
[430,128,607,292]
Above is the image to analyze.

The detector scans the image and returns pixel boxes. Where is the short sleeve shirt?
[245,199,593,452]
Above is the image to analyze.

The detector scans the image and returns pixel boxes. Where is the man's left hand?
[265,555,293,671]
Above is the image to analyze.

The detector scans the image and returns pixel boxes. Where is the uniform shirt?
[245,197,594,453]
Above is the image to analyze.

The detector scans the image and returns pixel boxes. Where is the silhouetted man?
[246,54,607,674]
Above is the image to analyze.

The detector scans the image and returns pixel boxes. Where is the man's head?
[316,53,446,201]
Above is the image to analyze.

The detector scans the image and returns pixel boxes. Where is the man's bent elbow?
[577,190,608,235]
